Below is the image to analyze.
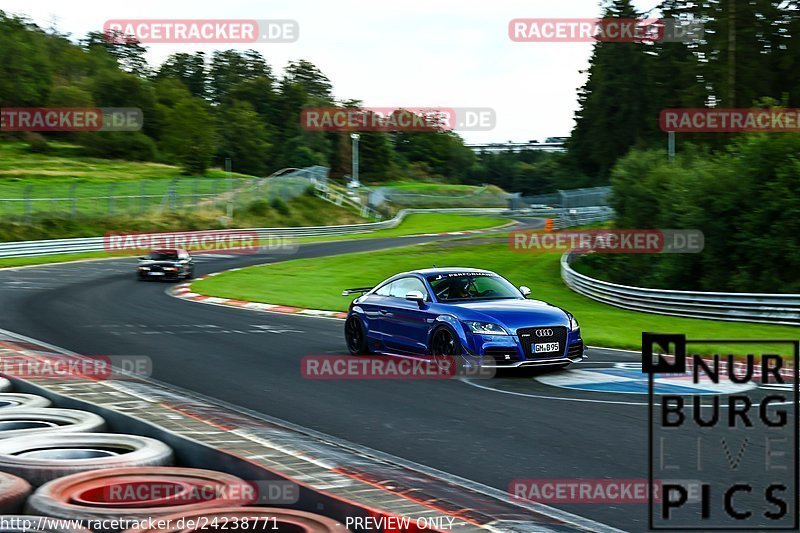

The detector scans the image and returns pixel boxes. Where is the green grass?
[191,239,799,356]
[373,181,509,208]
[296,214,510,243]
[0,213,508,269]
[0,142,259,217]
[0,142,252,181]
[379,181,483,193]
[0,251,128,269]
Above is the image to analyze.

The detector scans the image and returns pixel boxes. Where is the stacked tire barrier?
[0,382,350,532]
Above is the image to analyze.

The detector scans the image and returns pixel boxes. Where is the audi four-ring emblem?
[535,328,554,337]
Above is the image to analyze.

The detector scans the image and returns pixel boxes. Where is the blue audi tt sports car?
[343,268,585,369]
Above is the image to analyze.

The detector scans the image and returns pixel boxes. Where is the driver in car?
[451,279,472,299]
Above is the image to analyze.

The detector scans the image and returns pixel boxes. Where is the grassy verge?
[191,239,799,356]
[296,214,509,243]
[372,182,509,208]
[0,213,508,269]
[0,142,260,217]
[378,181,486,193]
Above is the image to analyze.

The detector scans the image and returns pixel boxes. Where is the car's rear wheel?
[344,316,370,355]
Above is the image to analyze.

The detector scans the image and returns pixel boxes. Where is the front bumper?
[476,350,586,368]
[464,327,586,368]
[138,269,184,280]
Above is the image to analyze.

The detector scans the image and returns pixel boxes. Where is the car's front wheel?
[345,316,370,355]
[430,327,463,375]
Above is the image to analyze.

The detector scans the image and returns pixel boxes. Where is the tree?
[160,98,215,174]
[0,12,53,106]
[81,31,150,76]
[568,0,653,180]
[89,69,157,136]
[216,101,272,176]
[156,52,207,98]
[284,60,333,101]
[209,50,271,103]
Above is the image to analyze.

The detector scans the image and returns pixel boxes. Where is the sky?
[2,0,661,143]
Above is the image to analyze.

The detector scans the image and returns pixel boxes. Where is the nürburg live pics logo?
[644,332,799,529]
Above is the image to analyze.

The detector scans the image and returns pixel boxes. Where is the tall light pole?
[350,133,360,187]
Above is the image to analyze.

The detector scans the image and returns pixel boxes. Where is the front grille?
[568,341,584,359]
[149,265,163,272]
[517,326,567,358]
[483,347,521,365]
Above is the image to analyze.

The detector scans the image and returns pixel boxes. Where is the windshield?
[426,273,521,302]
[148,251,178,261]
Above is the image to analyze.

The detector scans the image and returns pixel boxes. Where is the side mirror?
[405,291,425,306]
[519,286,531,297]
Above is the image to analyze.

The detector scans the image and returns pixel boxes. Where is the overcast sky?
[2,0,661,143]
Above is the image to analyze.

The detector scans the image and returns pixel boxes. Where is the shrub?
[270,197,290,216]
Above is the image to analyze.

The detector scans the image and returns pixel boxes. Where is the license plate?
[534,342,560,353]
[148,272,165,276]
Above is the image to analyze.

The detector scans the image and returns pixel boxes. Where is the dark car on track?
[137,248,195,281]
[343,267,585,370]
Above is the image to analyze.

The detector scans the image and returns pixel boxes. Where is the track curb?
[169,228,507,320]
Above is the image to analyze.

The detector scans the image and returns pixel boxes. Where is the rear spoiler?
[342,287,373,296]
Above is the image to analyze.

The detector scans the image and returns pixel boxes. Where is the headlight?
[138,266,150,271]
[164,267,178,271]
[466,321,509,335]
[567,313,579,331]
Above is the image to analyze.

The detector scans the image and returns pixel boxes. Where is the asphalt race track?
[0,230,793,532]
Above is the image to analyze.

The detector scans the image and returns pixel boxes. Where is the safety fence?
[512,186,612,210]
[561,253,800,325]
[0,167,331,222]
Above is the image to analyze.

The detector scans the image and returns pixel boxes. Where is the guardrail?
[0,208,508,259]
[561,253,800,326]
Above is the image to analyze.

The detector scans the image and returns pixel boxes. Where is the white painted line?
[202,297,230,304]
[297,309,340,317]
[244,302,278,310]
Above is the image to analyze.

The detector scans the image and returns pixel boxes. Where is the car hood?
[445,299,569,333]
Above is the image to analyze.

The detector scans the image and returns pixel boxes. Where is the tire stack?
[0,385,350,532]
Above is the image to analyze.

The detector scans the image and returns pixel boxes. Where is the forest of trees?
[570,0,800,180]
[573,0,800,292]
[0,10,578,192]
